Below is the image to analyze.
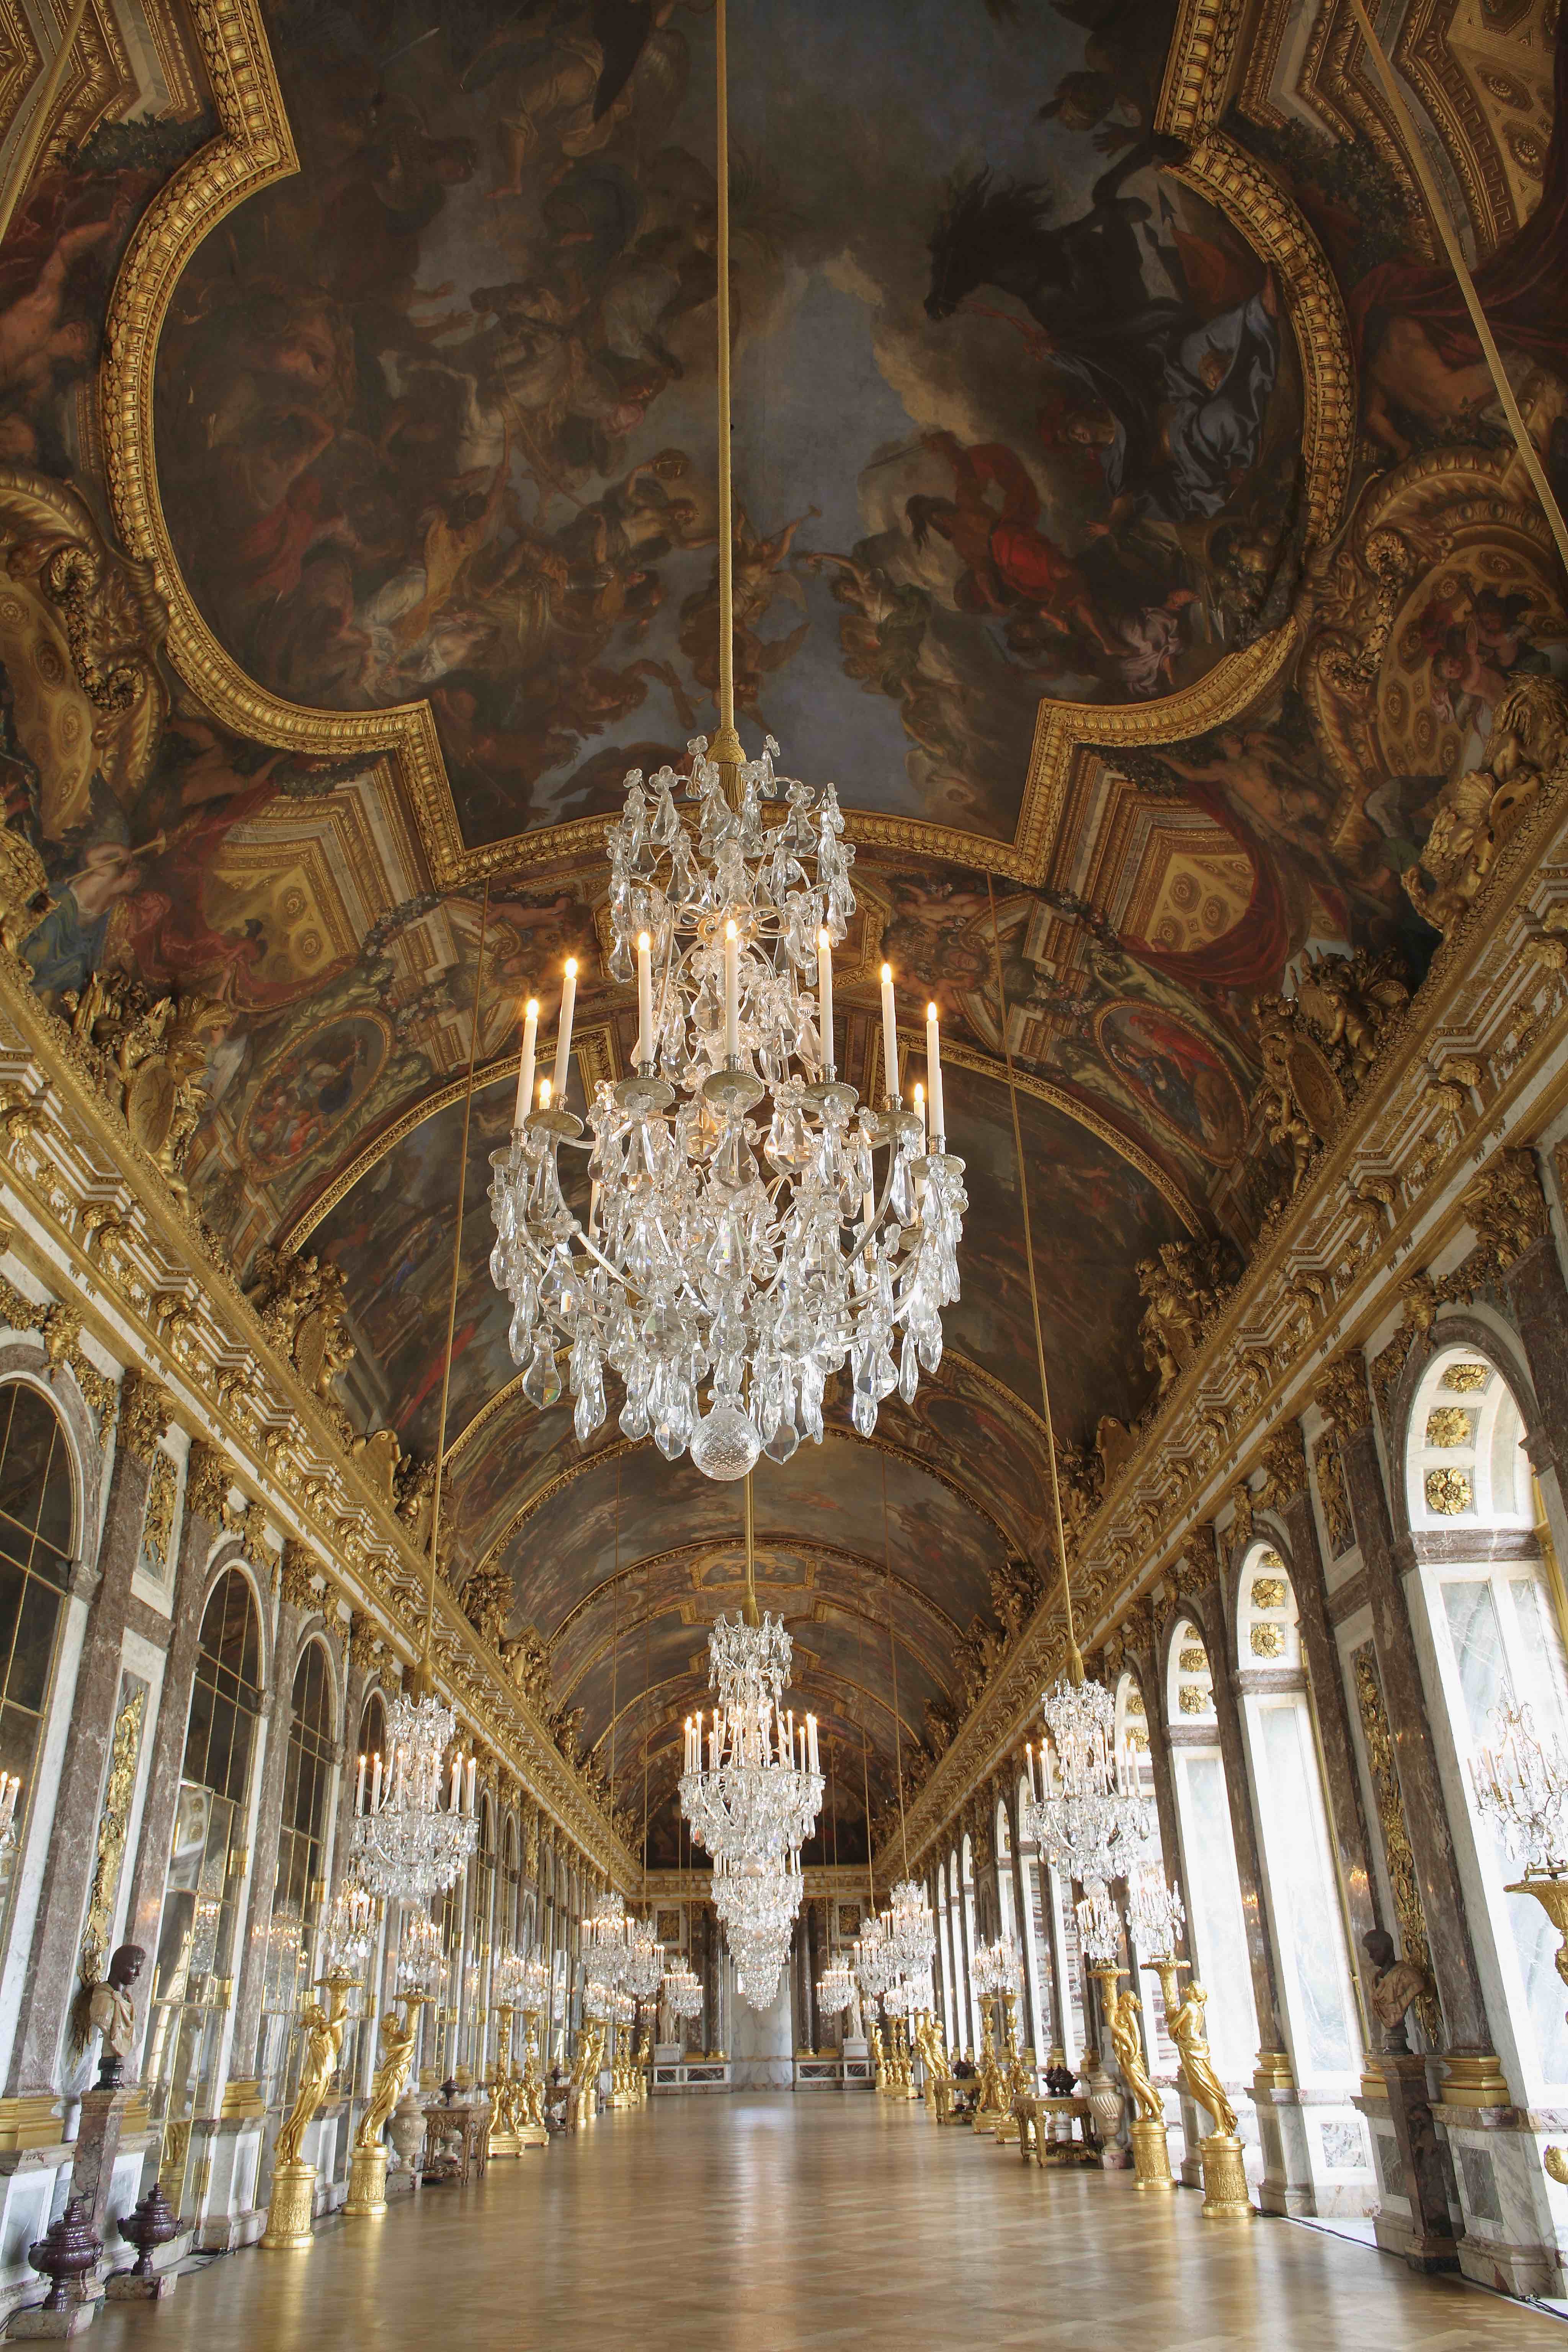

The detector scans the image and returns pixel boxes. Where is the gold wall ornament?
[1407,677,1568,936]
[1135,1239,1239,1395]
[1314,1355,1372,1434]
[1424,1407,1474,1449]
[117,1370,173,1466]
[277,1542,320,1613]
[1312,1431,1353,1558]
[68,1682,146,2043]
[183,1440,232,1528]
[1250,1623,1286,1659]
[1442,1362,1491,1394]
[1250,1576,1286,1610]
[1351,1645,1442,2045]
[62,974,230,1208]
[243,1245,356,1408]
[1253,952,1411,1197]
[1255,1423,1307,1513]
[139,1452,178,1583]
[1424,1467,1473,1516]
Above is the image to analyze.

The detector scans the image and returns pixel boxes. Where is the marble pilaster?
[5,1434,153,2099]
[229,1605,302,2091]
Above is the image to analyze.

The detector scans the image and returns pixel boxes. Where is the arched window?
[1234,1547,1360,2089]
[145,1568,261,2207]
[1403,1345,1568,2095]
[1116,1669,1177,2086]
[258,1639,337,2087]
[0,1385,75,1924]
[960,1834,981,2056]
[1165,1616,1258,2082]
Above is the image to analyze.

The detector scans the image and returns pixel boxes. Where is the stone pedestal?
[7,2306,95,2338]
[1199,2134,1253,2220]
[67,2092,130,2252]
[343,2145,388,2220]
[258,2161,316,2252]
[1373,2055,1459,2274]
[104,2276,175,2304]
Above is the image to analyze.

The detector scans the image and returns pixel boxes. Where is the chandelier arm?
[985,871,1080,1682]
[425,876,490,1677]
[884,1452,910,1883]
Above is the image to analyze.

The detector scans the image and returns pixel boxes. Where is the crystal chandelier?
[582,1973,616,2024]
[1074,1884,1123,1968]
[816,1954,856,2016]
[323,1881,377,1979]
[395,1909,448,1999]
[486,0,964,1488]
[973,1935,1022,2002]
[624,1916,666,2004]
[887,1878,936,1982]
[1023,1676,1150,1891]
[1128,1863,1185,1962]
[662,1957,704,2022]
[519,1951,552,2012]
[680,1613,823,1902]
[348,1691,479,1902]
[1473,1698,1568,1877]
[583,1888,630,1984]
[494,1948,527,2009]
[854,1910,895,2007]
[727,1917,788,2011]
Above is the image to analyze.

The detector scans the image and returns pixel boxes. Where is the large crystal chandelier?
[854,1910,895,2007]
[887,1878,936,1982]
[624,1916,666,2004]
[348,1690,478,1902]
[583,1888,630,1984]
[1022,1676,1150,1892]
[486,0,964,1487]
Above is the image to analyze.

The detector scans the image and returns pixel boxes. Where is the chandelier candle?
[818,927,834,1073]
[513,999,538,1131]
[636,932,653,1068]
[551,958,578,1106]
[880,962,898,1103]
[926,1003,944,1142]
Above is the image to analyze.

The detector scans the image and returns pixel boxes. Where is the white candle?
[356,1752,366,1813]
[724,920,740,1060]
[913,1081,926,1138]
[538,1076,552,1113]
[693,1710,701,1775]
[808,1715,819,1773]
[552,957,578,1105]
[450,1755,461,1810]
[880,962,898,1104]
[514,997,539,1129]
[817,926,834,1075]
[862,1187,874,1228]
[371,1752,383,1813]
[926,1001,944,1141]
[635,931,653,1068]
[466,1757,477,1815]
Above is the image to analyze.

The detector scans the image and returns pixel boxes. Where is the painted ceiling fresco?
[1,0,1566,1831]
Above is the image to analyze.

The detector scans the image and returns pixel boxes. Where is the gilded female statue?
[275,1989,349,2167]
[1109,1986,1162,2123]
[354,2002,420,2153]
[1165,1980,1236,2137]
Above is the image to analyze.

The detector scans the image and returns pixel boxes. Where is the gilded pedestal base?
[1199,2133,1253,2220]
[517,2122,548,2148]
[260,2159,317,2249]
[343,2144,389,2218]
[488,2128,522,2158]
[1130,2117,1175,2190]
[972,2102,1003,2135]
[993,2110,1019,2144]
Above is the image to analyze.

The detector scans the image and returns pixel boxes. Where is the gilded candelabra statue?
[972,1998,1006,2134]
[1155,1964,1251,2221]
[993,1989,1024,2145]
[568,2021,605,2129]
[261,1973,355,2249]
[517,2006,548,2145]
[1110,1985,1173,2192]
[915,2011,951,2122]
[868,2019,885,2092]
[345,1995,424,2219]
[487,2005,521,2156]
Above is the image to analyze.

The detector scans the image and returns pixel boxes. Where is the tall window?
[256,1641,337,2089]
[0,1385,74,1922]
[1235,1550,1359,2085]
[1403,1347,1568,2094]
[146,1569,261,2207]
[1116,1671,1178,2080]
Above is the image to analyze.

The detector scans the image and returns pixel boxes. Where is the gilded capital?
[1313,1355,1370,1434]
[184,1439,232,1528]
[1256,1423,1308,1510]
[118,1369,174,1465]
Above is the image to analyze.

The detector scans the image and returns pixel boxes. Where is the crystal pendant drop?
[689,1402,761,1482]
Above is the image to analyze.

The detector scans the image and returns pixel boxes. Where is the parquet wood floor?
[97,2096,1568,2348]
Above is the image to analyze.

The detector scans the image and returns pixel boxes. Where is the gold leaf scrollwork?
[70,1684,147,2046]
[139,1452,178,1582]
[1351,1645,1442,2047]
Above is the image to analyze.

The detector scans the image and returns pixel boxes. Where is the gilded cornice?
[1158,0,1247,139]
[876,771,1568,1879]
[0,955,635,1886]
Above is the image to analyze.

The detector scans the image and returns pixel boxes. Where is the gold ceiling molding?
[1396,0,1521,252]
[1157,0,1246,140]
[877,774,1568,1878]
[100,0,1362,900]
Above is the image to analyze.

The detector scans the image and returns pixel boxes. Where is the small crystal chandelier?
[624,1916,666,2004]
[854,1911,895,2007]
[1074,1884,1123,1968]
[395,1909,448,1999]
[582,1973,616,2025]
[1128,1863,1185,1962]
[1023,1676,1150,1891]
[323,1880,377,1979]
[816,1954,856,2016]
[973,1934,1022,2002]
[494,1948,527,2010]
[348,1691,479,1902]
[1473,1699,1568,1877]
[662,1957,704,2022]
[486,0,964,1487]
[519,1950,552,2012]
